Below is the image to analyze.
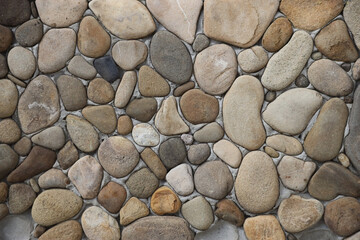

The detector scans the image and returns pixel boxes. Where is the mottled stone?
[188,144,210,165]
[30,178,40,193]
[13,137,31,156]
[7,46,36,80]
[89,0,156,39]
[235,151,279,213]
[126,168,159,198]
[0,25,12,52]
[98,136,139,178]
[262,17,293,52]
[126,98,157,122]
[344,0,360,50]
[264,146,279,158]
[0,182,7,203]
[166,164,194,196]
[174,81,195,97]
[38,168,69,189]
[67,56,97,80]
[32,189,82,226]
[295,74,310,88]
[7,146,55,183]
[182,196,214,230]
[338,153,351,168]
[120,197,149,226]
[8,183,36,214]
[262,31,313,91]
[0,0,30,26]
[66,115,99,153]
[33,225,46,239]
[181,134,193,145]
[194,122,224,143]
[159,137,187,169]
[0,204,8,221]
[57,75,87,111]
[213,139,242,168]
[18,75,60,134]
[0,144,18,180]
[39,220,82,240]
[139,66,170,97]
[82,105,117,134]
[0,119,21,144]
[15,19,43,47]
[117,115,133,135]
[244,215,285,240]
[194,44,237,95]
[353,59,360,81]
[98,182,127,214]
[132,123,160,147]
[192,34,210,52]
[31,126,65,150]
[114,71,137,108]
[215,199,245,227]
[237,46,268,73]
[112,40,147,70]
[141,148,167,180]
[57,141,78,170]
[151,186,181,215]
[224,76,265,150]
[266,134,303,155]
[0,79,18,118]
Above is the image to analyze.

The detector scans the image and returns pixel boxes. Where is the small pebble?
[342,63,352,72]
[311,52,322,60]
[215,199,245,227]
[29,178,40,193]
[159,137,187,169]
[265,91,276,102]
[237,46,268,73]
[187,144,211,165]
[117,115,133,135]
[114,71,137,108]
[30,1,38,18]
[192,34,210,52]
[57,75,87,111]
[173,81,195,97]
[126,168,159,198]
[98,182,127,214]
[214,139,242,168]
[132,123,160,147]
[120,197,149,226]
[126,98,157,122]
[0,182,8,203]
[67,55,97,80]
[194,122,224,143]
[150,186,181,215]
[264,146,279,158]
[94,56,122,83]
[32,225,46,238]
[15,19,43,47]
[38,168,69,189]
[57,141,78,170]
[295,74,310,88]
[0,118,21,144]
[7,74,26,87]
[181,134,193,145]
[338,153,350,168]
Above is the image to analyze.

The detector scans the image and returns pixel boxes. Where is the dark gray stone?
[0,54,8,78]
[192,34,210,52]
[94,56,122,83]
[295,74,309,88]
[159,138,187,169]
[15,19,43,47]
[0,0,31,27]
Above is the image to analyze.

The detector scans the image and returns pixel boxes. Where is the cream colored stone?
[266,134,303,155]
[114,71,137,108]
[112,40,147,70]
[213,140,242,168]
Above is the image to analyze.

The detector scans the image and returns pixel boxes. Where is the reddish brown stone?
[98,182,127,214]
[215,199,245,227]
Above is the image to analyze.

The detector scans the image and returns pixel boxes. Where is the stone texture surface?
[344,0,360,50]
[215,199,245,227]
[237,46,268,73]
[244,215,285,240]
[174,81,195,97]
[15,19,43,47]
[138,66,170,97]
[120,197,149,226]
[31,126,65,150]
[150,186,181,215]
[0,182,7,203]
[132,123,160,147]
[213,140,242,168]
[181,196,214,230]
[38,168,69,189]
[117,115,133,135]
[67,56,97,80]
[0,119,21,144]
[57,75,87,111]
[166,163,194,196]
[13,137,30,156]
[262,17,293,52]
[7,46,36,80]
[126,168,159,198]
[82,105,117,134]
[98,182,127,214]
[141,148,167,180]
[38,220,82,240]
[159,137,187,169]
[194,122,224,143]
[114,71,137,108]
[0,25,13,52]
[8,183,36,214]
[126,98,157,122]
[112,40,147,70]
[188,144,210,165]
[192,34,210,52]
[0,0,30,27]
[93,56,121,83]
[0,79,18,118]
[0,144,18,180]
[57,141,78,170]
[194,44,237,95]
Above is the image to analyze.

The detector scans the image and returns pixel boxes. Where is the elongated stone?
[266,135,303,155]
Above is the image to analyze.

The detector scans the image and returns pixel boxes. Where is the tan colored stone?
[139,66,170,97]
[57,141,78,170]
[7,46,36,80]
[114,71,137,108]
[264,146,279,158]
[194,122,224,143]
[0,119,21,144]
[82,105,117,134]
[117,115,133,135]
[39,220,82,240]
[98,182,127,214]
[244,215,285,240]
[262,17,293,52]
[213,139,242,168]
[112,40,147,70]
[120,197,149,226]
[181,196,214,230]
[0,79,18,118]
[338,153,350,168]
[266,134,303,155]
[87,78,115,104]
[344,0,360,50]
[151,186,181,215]
[38,168,69,189]
[31,126,65,150]
[67,56,97,80]
[173,81,195,97]
[13,137,31,156]
[141,148,167,180]
[237,46,268,73]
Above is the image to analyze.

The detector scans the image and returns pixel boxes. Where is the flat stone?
[132,123,160,147]
[244,215,285,240]
[7,46,36,80]
[141,148,167,180]
[315,20,358,62]
[120,197,149,226]
[122,216,194,240]
[68,155,103,199]
[188,144,210,165]
[126,98,157,122]
[262,17,293,52]
[81,206,120,240]
[94,56,122,83]
[38,168,69,189]
[32,189,82,226]
[98,136,139,178]
[7,74,26,88]
[57,75,87,111]
[343,0,360,50]
[0,0,30,26]
[278,195,324,233]
[224,76,265,150]
[338,153,351,168]
[280,0,344,31]
[57,141,78,170]
[277,156,316,191]
[235,151,279,213]
[31,126,66,150]
[299,230,337,240]
[182,196,213,230]
[112,40,147,70]
[38,220,82,240]
[192,34,210,52]
[0,25,12,52]
[0,182,7,203]
[0,119,21,144]
[180,89,219,124]
[345,86,360,172]
[308,162,360,201]
[215,199,245,227]
[304,98,348,161]
[117,115,133,135]
[194,160,233,200]
[147,0,202,44]
[78,16,110,58]
[0,144,18,180]
[194,122,224,143]
[0,55,8,78]
[36,0,87,27]
[204,0,279,48]
[194,44,237,95]
[261,31,313,91]
[38,28,76,73]
[150,186,181,215]
[15,19,43,47]
[264,146,279,158]
[174,81,195,97]
[238,46,268,73]
[0,79,18,118]
[155,96,189,135]
[82,105,117,134]
[0,204,8,221]
[213,139,242,168]
[8,183,36,214]
[84,78,115,105]
[263,88,322,135]
[325,197,360,237]
[139,66,170,97]
[195,220,239,240]
[67,56,97,80]
[114,71,137,108]
[13,137,31,156]
[266,134,303,155]
[126,168,159,198]
[7,146,56,183]
[98,182,127,214]
[159,137,186,169]
[308,59,353,97]
[66,115,99,153]
[166,163,194,196]
[150,31,192,84]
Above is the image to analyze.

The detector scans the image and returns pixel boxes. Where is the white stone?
[166,164,194,196]
[195,220,239,240]
[213,139,242,168]
[132,123,160,147]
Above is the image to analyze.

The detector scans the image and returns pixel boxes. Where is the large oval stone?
[235,151,279,213]
[122,216,194,240]
[261,31,313,91]
[308,59,353,97]
[223,76,265,150]
[150,31,192,84]
[18,75,60,134]
[263,88,322,135]
[304,98,348,161]
[32,189,83,226]
[244,215,285,240]
[98,136,139,178]
[194,44,237,95]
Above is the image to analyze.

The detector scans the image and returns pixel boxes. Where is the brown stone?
[150,186,181,215]
[98,182,127,214]
[0,118,21,144]
[140,148,167,180]
[173,81,195,97]
[0,144,18,180]
[7,146,56,183]
[0,182,7,203]
[8,183,36,214]
[262,17,293,52]
[57,141,78,170]
[57,75,87,111]
[244,215,285,240]
[82,105,117,134]
[126,98,157,122]
[0,25,13,52]
[39,220,82,240]
[117,115,133,135]
[180,89,219,124]
[0,204,8,221]
[139,66,170,97]
[215,199,245,227]
[87,78,115,104]
[120,197,149,226]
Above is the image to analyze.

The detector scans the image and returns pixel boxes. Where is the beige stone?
[237,46,268,73]
[244,215,285,240]
[266,134,303,155]
[139,66,170,97]
[114,71,137,108]
[112,40,147,70]
[120,197,149,226]
[213,139,242,168]
[82,105,117,134]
